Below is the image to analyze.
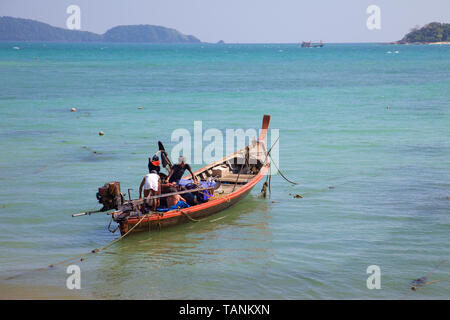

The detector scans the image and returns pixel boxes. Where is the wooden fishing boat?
[301,40,324,48]
[94,115,271,235]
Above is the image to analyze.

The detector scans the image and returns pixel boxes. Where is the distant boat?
[301,40,324,48]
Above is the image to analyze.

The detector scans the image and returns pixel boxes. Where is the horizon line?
[2,15,432,44]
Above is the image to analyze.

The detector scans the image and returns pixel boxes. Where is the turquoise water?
[0,42,448,299]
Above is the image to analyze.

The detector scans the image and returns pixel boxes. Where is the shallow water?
[0,42,448,299]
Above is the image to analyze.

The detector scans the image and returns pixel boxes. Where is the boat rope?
[410,277,450,292]
[93,214,147,253]
[261,136,278,166]
[262,136,298,186]
[179,209,202,222]
[259,137,298,198]
[4,214,148,281]
[260,139,274,198]
[267,152,298,185]
[401,258,448,299]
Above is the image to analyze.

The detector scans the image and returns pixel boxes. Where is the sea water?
[0,42,448,299]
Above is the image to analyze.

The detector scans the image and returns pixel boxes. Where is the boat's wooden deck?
[215,181,245,194]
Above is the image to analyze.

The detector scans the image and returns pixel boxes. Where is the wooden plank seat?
[216,173,255,184]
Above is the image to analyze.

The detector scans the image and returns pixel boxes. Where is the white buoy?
[99,131,104,136]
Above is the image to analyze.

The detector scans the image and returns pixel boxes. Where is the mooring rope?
[94,214,146,252]
[267,152,298,185]
[411,277,450,291]
[401,258,448,299]
[4,214,148,281]
[259,137,298,198]
[262,137,298,186]
[180,209,202,222]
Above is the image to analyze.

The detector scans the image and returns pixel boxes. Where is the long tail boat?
[90,115,271,235]
[301,40,324,48]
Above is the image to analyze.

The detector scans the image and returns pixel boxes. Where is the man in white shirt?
[139,170,161,210]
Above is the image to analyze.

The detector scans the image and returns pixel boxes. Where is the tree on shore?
[400,22,450,43]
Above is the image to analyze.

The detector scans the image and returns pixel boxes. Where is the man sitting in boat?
[167,156,198,185]
[167,190,190,210]
[139,170,161,211]
[154,184,190,212]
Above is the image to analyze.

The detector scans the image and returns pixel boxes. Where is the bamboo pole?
[124,186,214,206]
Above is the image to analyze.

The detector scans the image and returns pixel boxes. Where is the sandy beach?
[0,282,89,300]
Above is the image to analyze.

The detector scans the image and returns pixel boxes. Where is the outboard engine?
[96,182,123,211]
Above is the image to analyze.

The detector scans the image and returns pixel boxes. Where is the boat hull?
[119,185,250,234]
[118,164,268,235]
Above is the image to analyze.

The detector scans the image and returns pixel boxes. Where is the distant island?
[394,22,450,44]
[0,16,201,43]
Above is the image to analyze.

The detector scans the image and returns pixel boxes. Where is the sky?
[1,0,449,43]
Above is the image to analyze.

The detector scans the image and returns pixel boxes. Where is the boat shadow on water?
[108,194,270,252]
